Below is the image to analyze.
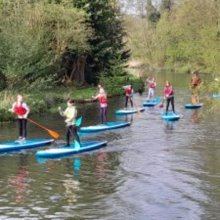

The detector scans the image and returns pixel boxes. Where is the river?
[0,73,220,220]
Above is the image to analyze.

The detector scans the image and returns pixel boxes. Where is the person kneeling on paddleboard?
[92,87,108,124]
[164,81,175,115]
[10,95,30,142]
[59,99,80,147]
[123,84,133,109]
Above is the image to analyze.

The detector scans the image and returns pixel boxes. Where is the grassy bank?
[0,87,96,122]
[0,77,144,122]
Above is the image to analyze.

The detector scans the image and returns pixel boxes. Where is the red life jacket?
[149,82,156,88]
[164,86,173,96]
[125,87,132,96]
[15,103,27,116]
[192,77,201,86]
[98,95,107,104]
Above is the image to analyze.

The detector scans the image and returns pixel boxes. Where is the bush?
[99,74,144,96]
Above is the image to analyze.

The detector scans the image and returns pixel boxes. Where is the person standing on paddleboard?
[146,77,156,100]
[164,81,175,115]
[92,87,108,124]
[10,95,30,142]
[123,84,133,109]
[191,71,201,104]
[58,99,80,147]
[97,84,105,94]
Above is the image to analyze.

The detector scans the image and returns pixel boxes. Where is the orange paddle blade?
[27,118,60,139]
[47,129,60,139]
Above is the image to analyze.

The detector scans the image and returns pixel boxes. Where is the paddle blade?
[48,130,60,139]
[27,118,60,139]
[74,140,81,150]
[159,103,164,108]
[76,116,82,127]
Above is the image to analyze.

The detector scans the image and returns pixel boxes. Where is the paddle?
[70,116,83,149]
[74,140,81,150]
[27,118,60,139]
[159,97,165,108]
[130,95,141,114]
[76,116,82,127]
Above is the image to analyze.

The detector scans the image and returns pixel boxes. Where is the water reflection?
[63,158,81,205]
[8,155,29,204]
[165,121,174,130]
[95,151,108,177]
[190,110,200,124]
[73,158,81,176]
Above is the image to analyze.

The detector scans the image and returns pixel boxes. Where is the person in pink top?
[146,77,156,100]
[92,86,108,124]
[164,81,175,115]
[123,84,133,108]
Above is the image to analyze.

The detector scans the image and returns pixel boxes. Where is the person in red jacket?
[92,87,108,124]
[164,81,175,115]
[191,71,201,104]
[10,95,30,142]
[123,84,133,108]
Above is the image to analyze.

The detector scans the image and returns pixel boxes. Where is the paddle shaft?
[27,118,60,139]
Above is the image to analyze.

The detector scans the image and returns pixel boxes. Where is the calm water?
[0,73,220,220]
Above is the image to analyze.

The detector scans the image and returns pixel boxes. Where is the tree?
[73,0,130,83]
[0,0,91,87]
[160,0,173,13]
[146,0,160,24]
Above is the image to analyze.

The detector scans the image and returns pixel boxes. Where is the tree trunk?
[69,55,87,85]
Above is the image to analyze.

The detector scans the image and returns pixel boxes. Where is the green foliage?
[0,86,98,121]
[0,0,91,88]
[126,0,220,75]
[146,0,160,24]
[99,73,144,96]
[160,0,173,12]
[73,0,130,83]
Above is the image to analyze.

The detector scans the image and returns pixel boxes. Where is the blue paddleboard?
[185,103,203,109]
[36,141,107,158]
[115,108,145,115]
[161,112,180,121]
[0,139,54,153]
[79,121,130,133]
[143,97,161,107]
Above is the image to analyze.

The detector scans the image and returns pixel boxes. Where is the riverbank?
[0,77,144,122]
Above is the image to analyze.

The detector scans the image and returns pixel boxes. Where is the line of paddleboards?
[0,139,54,153]
[79,121,130,133]
[115,108,145,115]
[36,141,107,158]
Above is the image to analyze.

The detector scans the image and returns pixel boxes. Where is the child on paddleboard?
[92,86,108,124]
[164,81,175,115]
[146,77,156,100]
[98,84,105,94]
[59,99,80,147]
[123,84,133,108]
[191,71,201,104]
[10,95,30,142]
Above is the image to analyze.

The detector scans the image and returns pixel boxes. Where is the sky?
[120,0,161,15]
